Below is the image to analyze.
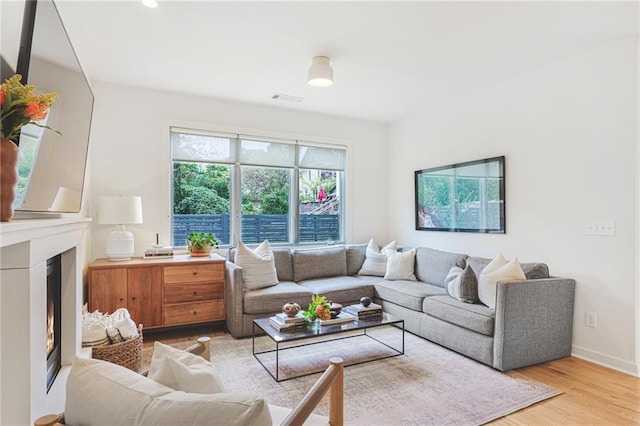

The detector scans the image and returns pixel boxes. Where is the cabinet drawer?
[163,282,223,304]
[163,300,224,325]
[164,264,224,284]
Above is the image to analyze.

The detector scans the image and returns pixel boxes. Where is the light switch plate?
[585,221,616,236]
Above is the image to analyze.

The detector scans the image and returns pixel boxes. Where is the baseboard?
[571,344,639,377]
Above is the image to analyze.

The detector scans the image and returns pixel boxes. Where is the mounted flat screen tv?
[13,0,94,214]
[415,156,505,233]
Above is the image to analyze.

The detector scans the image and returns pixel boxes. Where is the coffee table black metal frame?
[252,313,404,382]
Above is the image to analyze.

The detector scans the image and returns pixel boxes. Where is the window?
[170,128,346,246]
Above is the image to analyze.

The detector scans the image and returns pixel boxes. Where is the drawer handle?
[193,311,197,315]
[119,298,124,302]
[131,297,136,301]
[193,291,197,296]
[193,271,198,275]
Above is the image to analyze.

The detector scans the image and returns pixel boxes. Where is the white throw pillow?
[149,341,217,377]
[150,356,225,394]
[384,248,417,281]
[478,253,526,308]
[358,239,397,276]
[235,240,279,290]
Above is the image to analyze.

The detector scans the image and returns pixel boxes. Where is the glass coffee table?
[252,312,404,382]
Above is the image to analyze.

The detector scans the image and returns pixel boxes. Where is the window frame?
[170,127,346,247]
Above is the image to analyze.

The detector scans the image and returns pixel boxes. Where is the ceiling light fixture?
[142,0,158,8]
[307,56,333,87]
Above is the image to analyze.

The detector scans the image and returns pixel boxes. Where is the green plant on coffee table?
[302,294,331,322]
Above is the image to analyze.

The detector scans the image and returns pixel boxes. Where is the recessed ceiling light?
[142,0,158,8]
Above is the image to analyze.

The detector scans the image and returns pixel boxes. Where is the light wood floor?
[144,324,640,425]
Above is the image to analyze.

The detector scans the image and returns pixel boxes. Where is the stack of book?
[269,312,306,332]
[344,302,383,320]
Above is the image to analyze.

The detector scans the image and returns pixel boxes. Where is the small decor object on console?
[282,302,301,317]
[143,245,174,259]
[0,74,59,221]
[187,232,219,257]
[360,296,372,307]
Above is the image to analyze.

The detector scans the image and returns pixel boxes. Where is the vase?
[0,138,19,222]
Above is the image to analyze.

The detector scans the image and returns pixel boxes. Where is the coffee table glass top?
[253,312,403,343]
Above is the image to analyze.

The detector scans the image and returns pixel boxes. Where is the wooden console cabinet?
[88,254,226,329]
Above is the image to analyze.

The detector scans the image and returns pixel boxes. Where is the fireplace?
[0,218,89,425]
[46,255,62,392]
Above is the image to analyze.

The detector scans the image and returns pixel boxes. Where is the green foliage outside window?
[173,162,230,214]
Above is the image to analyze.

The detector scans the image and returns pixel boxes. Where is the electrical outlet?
[585,221,616,236]
[585,312,598,328]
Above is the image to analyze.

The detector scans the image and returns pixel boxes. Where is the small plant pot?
[188,244,212,257]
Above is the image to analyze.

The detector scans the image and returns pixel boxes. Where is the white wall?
[389,36,638,375]
[88,82,389,260]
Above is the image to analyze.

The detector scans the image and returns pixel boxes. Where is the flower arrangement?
[0,74,59,145]
[302,294,331,322]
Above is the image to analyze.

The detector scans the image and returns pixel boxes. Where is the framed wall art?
[415,156,505,233]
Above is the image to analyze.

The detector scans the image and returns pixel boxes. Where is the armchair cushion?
[65,356,272,426]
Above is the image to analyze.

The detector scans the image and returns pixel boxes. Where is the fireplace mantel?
[0,217,90,425]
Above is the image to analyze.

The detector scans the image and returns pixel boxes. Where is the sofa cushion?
[244,281,314,315]
[384,248,417,281]
[467,256,550,280]
[358,239,397,277]
[414,247,468,287]
[292,246,347,282]
[346,244,367,276]
[374,280,446,312]
[299,276,376,304]
[232,240,279,290]
[478,254,526,309]
[444,264,478,303]
[423,295,495,336]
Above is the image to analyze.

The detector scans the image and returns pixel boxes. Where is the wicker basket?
[92,325,143,373]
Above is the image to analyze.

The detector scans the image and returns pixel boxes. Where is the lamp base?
[106,228,134,261]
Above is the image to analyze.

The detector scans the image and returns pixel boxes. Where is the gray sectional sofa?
[225,244,575,371]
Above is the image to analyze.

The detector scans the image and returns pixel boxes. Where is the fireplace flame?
[47,294,55,356]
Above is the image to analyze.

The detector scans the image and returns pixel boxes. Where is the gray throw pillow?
[444,264,478,303]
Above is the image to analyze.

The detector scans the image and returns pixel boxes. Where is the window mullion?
[231,137,242,246]
[291,147,300,244]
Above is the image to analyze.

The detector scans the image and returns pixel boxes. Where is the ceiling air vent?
[271,93,305,103]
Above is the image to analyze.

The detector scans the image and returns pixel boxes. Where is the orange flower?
[24,101,48,121]
[0,88,5,106]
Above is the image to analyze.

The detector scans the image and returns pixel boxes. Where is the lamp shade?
[307,56,333,87]
[97,196,143,225]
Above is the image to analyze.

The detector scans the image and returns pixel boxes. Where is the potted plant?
[0,74,59,221]
[187,232,219,257]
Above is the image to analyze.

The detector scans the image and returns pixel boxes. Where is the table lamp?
[97,195,143,261]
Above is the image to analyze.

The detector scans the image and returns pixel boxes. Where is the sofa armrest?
[225,261,246,338]
[493,277,576,371]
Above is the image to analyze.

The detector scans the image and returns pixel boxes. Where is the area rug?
[146,328,561,425]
